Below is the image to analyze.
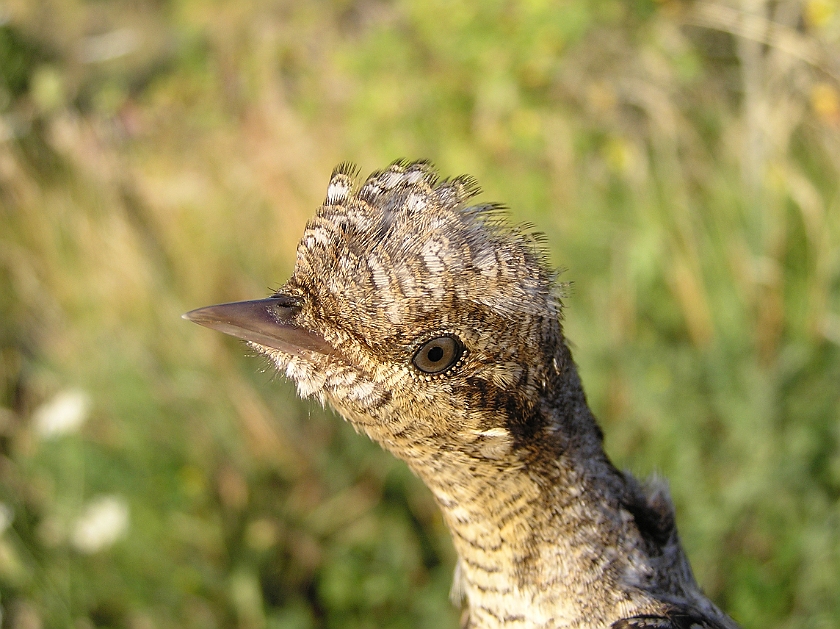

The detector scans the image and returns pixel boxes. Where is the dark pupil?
[427,345,444,363]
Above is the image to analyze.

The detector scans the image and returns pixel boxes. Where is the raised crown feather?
[298,160,564,327]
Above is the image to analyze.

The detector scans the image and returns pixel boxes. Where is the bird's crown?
[288,160,561,350]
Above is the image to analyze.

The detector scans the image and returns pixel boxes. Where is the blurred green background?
[1,1,839,628]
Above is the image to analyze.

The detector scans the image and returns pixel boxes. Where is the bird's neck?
[405,369,663,628]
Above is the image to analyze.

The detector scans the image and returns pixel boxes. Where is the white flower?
[71,495,129,553]
[33,389,90,438]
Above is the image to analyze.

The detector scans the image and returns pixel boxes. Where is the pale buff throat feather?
[185,161,741,629]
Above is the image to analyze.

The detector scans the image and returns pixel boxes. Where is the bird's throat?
[404,420,655,629]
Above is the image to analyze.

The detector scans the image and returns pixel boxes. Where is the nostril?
[269,293,303,308]
[266,297,302,321]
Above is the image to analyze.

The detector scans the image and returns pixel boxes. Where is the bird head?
[185,161,569,463]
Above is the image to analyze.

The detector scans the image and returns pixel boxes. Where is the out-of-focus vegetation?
[0,0,838,627]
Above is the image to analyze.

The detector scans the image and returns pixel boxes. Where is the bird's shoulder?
[612,610,738,629]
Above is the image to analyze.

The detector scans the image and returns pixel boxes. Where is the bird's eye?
[412,335,463,374]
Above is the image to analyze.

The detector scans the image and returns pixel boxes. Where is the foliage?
[1,1,839,627]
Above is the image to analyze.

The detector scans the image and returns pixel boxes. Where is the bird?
[184,160,741,629]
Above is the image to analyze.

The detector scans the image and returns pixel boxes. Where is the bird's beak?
[183,297,335,357]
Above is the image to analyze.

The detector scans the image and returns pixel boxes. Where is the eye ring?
[412,335,464,375]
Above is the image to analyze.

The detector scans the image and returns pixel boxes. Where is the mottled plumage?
[185,161,740,629]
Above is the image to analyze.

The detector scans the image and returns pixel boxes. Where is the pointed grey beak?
[183,296,335,357]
